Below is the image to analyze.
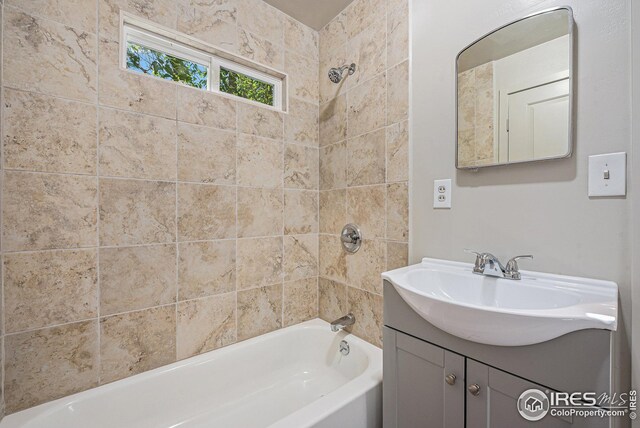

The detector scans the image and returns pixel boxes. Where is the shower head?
[328,63,356,83]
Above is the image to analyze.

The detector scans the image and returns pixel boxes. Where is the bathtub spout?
[330,313,355,332]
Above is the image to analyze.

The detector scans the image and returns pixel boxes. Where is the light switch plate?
[588,152,626,197]
[433,179,452,208]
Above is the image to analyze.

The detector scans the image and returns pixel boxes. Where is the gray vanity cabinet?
[384,328,609,428]
[384,280,615,428]
[383,327,465,428]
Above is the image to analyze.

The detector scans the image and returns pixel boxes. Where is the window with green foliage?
[220,67,274,106]
[126,43,208,89]
[123,23,283,109]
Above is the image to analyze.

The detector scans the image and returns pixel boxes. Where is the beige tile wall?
[1,0,320,414]
[317,0,409,347]
[0,0,411,416]
[457,62,495,167]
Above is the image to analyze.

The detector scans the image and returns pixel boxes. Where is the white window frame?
[214,57,283,111]
[122,23,284,110]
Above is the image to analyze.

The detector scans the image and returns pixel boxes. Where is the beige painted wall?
[1,0,320,414]
[411,0,633,425]
[316,0,409,347]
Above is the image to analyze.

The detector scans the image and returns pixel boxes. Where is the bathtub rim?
[266,321,383,428]
[0,318,383,428]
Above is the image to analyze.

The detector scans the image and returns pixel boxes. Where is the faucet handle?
[464,249,486,274]
[464,249,482,256]
[504,255,533,280]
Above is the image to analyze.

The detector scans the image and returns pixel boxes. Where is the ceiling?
[264,0,354,30]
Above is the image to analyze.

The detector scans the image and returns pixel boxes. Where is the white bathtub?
[1,319,382,428]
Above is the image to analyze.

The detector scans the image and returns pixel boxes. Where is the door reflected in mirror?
[456,8,574,169]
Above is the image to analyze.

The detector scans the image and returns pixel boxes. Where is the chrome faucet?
[503,255,534,280]
[330,313,355,332]
[465,250,533,280]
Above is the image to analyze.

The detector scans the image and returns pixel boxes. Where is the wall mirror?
[456,7,574,169]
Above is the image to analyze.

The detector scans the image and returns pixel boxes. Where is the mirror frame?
[455,6,575,170]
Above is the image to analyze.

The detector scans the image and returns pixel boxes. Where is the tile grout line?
[2,3,96,35]
[234,98,239,344]
[384,0,390,274]
[1,167,330,189]
[319,120,405,154]
[316,74,321,318]
[1,79,317,134]
[316,274,382,298]
[281,90,286,328]
[344,24,351,315]
[2,73,320,128]
[318,64,407,113]
[95,0,102,386]
[314,39,322,315]
[3,287,258,339]
[5,298,180,338]
[0,231,323,256]
[4,317,103,338]
[174,79,179,362]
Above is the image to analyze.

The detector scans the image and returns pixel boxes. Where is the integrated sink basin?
[382,258,618,346]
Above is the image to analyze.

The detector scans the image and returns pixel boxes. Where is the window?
[220,67,274,107]
[126,43,209,89]
[123,23,284,109]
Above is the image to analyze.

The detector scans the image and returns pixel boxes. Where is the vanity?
[382,258,618,428]
[386,3,626,426]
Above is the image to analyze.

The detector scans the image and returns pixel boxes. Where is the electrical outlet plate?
[433,179,452,209]
[588,152,626,197]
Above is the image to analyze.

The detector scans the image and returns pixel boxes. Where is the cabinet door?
[383,327,464,428]
[466,360,608,428]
